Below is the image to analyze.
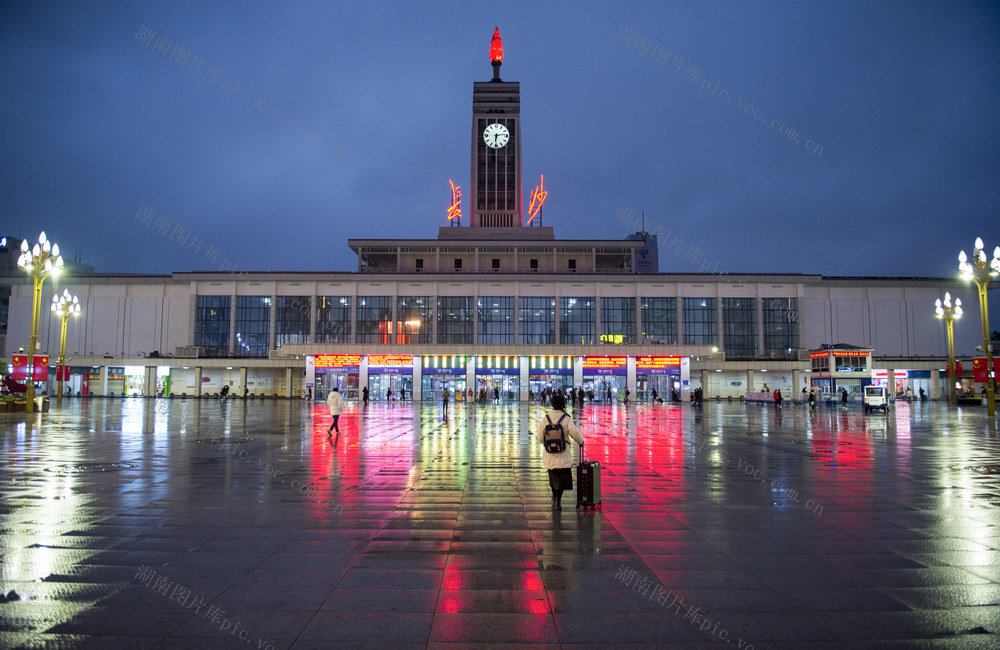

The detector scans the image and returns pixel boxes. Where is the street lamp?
[935,292,962,407]
[51,289,81,405]
[16,232,64,413]
[958,237,1000,418]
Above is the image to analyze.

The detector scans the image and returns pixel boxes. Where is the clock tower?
[470,28,523,228]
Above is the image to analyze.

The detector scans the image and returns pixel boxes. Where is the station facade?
[1,31,984,402]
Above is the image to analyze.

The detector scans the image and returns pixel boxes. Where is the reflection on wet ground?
[0,398,998,647]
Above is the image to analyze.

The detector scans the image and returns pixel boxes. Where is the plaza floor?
[0,397,999,649]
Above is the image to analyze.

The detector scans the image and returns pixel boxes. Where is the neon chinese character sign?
[447,180,462,224]
[527,174,547,225]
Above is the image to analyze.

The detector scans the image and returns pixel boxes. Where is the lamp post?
[16,232,64,414]
[958,237,1000,418]
[935,292,962,407]
[51,289,81,405]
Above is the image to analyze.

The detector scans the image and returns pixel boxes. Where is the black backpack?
[543,413,568,453]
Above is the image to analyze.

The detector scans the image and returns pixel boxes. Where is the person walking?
[326,387,343,438]
[220,384,229,402]
[624,387,631,405]
[441,386,450,421]
[400,387,406,402]
[840,387,848,408]
[362,386,369,406]
[535,393,584,510]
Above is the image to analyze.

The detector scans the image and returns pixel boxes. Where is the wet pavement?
[1,397,998,648]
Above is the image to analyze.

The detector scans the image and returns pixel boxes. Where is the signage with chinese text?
[636,356,681,375]
[582,356,627,375]
[314,354,361,371]
[368,354,414,374]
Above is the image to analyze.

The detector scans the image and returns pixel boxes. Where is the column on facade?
[886,368,895,402]
[228,288,238,356]
[676,299,684,346]
[793,369,803,399]
[701,369,710,399]
[930,369,940,400]
[594,286,602,345]
[626,357,637,396]
[756,297,766,358]
[268,288,278,354]
[195,367,203,398]
[716,298,724,357]
[746,369,754,396]
[94,365,107,397]
[285,367,293,399]
[310,291,317,343]
[144,366,155,397]
[350,293,358,344]
[239,367,248,396]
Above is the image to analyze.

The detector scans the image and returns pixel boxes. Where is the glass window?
[234,296,270,358]
[682,298,717,346]
[600,297,635,345]
[437,297,473,344]
[640,297,677,344]
[316,296,351,344]
[194,295,230,357]
[397,296,432,344]
[762,298,799,360]
[722,298,757,360]
[560,297,596,345]
[519,297,555,345]
[357,296,393,344]
[478,296,515,344]
[275,296,310,349]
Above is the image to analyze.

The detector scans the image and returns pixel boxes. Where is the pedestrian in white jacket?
[534,393,584,509]
[326,387,343,436]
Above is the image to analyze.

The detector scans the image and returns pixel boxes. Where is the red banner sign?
[11,355,49,381]
[972,357,1000,383]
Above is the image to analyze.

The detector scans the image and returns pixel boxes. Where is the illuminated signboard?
[871,369,909,380]
[314,354,361,370]
[636,356,681,375]
[447,180,462,223]
[582,356,627,375]
[526,174,547,225]
[0,236,6,248]
[368,354,414,374]
[810,350,871,358]
[599,334,624,345]
[11,355,49,381]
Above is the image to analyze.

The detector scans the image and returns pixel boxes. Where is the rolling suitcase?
[576,448,601,509]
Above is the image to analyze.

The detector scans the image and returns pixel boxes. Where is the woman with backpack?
[534,393,584,510]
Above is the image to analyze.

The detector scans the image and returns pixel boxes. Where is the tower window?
[492,258,500,269]
[530,259,538,269]
[454,258,462,269]
[568,259,576,270]
[415,258,423,269]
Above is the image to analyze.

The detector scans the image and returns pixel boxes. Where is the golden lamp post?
[935,292,962,407]
[958,237,1000,418]
[16,232,64,414]
[51,289,81,405]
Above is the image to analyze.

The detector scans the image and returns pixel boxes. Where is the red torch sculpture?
[490,27,503,80]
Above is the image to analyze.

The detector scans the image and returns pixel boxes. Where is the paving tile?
[3,400,999,646]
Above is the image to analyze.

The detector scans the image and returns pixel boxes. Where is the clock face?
[483,123,510,148]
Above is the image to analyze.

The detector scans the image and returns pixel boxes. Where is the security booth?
[808,344,872,403]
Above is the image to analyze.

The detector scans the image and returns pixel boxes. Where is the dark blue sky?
[2,0,999,280]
